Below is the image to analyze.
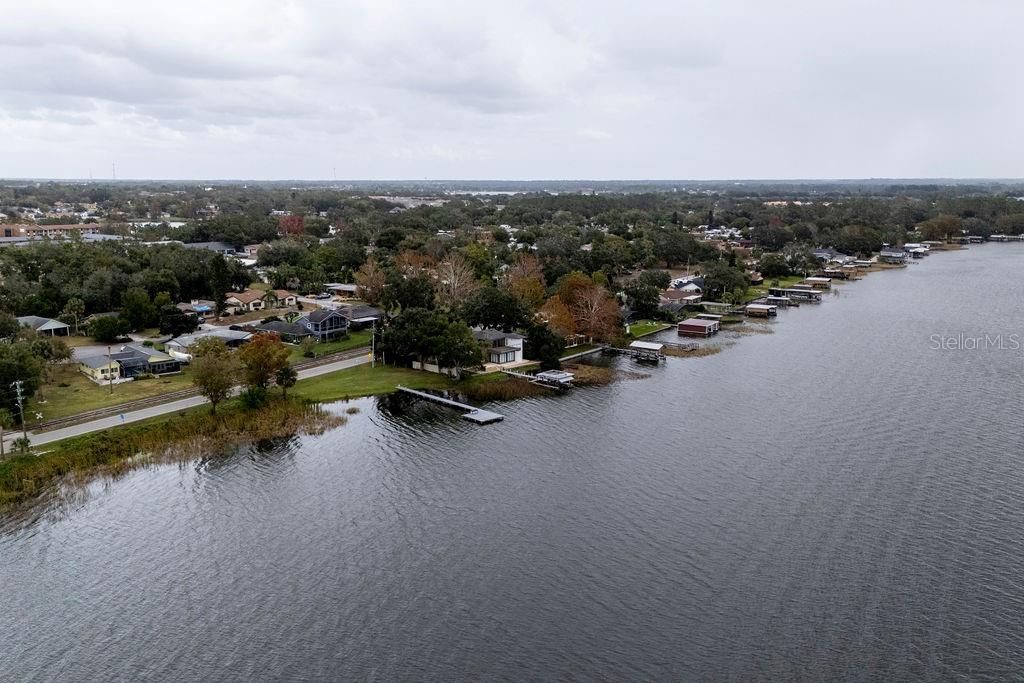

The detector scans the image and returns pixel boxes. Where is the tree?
[539,296,576,339]
[637,269,671,290]
[121,287,155,331]
[571,285,619,341]
[622,281,660,319]
[0,313,20,340]
[355,257,386,305]
[435,252,479,309]
[59,297,86,334]
[191,337,238,414]
[91,316,130,343]
[832,224,882,257]
[378,307,449,367]
[209,254,230,316]
[524,323,565,370]
[237,333,291,390]
[30,336,72,397]
[434,322,483,376]
[275,365,298,399]
[701,261,748,301]
[159,305,199,336]
[459,286,531,331]
[383,272,436,312]
[556,271,596,310]
[758,253,791,278]
[918,215,964,241]
[0,342,44,423]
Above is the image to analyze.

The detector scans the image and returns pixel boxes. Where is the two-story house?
[296,309,350,341]
[473,328,525,365]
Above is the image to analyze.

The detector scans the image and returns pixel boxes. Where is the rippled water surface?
[3,245,1024,681]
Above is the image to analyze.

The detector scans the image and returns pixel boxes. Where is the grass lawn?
[561,343,602,358]
[292,364,453,402]
[63,334,99,348]
[287,329,373,362]
[627,320,671,337]
[28,365,195,422]
[749,275,805,298]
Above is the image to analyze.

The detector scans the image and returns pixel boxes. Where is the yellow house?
[79,356,121,382]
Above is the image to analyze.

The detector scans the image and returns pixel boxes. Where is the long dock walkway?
[396,386,504,424]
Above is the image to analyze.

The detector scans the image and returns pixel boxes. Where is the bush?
[240,386,268,408]
[142,340,154,347]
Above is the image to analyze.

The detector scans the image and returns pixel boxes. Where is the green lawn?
[292,364,453,402]
[28,364,195,422]
[626,320,671,337]
[287,329,372,362]
[561,343,602,358]
[748,275,805,298]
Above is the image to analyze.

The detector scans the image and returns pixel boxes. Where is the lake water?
[3,245,1024,681]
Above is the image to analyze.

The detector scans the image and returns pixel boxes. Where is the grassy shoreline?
[1,397,344,508]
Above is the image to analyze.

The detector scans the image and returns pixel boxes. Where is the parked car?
[316,293,332,299]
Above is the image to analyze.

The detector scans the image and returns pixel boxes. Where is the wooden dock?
[396,386,504,424]
[500,369,573,389]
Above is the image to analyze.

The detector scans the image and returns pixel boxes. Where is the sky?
[0,0,1022,180]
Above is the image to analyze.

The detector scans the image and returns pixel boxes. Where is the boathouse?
[678,318,720,337]
[628,340,666,361]
[745,303,778,317]
[802,277,832,289]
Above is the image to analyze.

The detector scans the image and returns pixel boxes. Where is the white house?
[473,328,524,365]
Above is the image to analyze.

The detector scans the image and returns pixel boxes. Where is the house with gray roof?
[78,344,182,382]
[165,328,252,361]
[17,315,70,336]
[473,328,525,365]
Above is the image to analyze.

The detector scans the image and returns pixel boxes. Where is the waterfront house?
[165,328,252,361]
[16,315,70,336]
[296,309,350,341]
[473,328,525,365]
[224,289,266,314]
[678,318,720,337]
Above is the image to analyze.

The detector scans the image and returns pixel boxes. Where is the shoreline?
[0,245,974,511]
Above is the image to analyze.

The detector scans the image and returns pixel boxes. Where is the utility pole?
[11,380,28,442]
[371,321,376,368]
[108,345,114,395]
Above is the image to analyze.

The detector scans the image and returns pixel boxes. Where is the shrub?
[142,340,154,347]
[240,386,267,408]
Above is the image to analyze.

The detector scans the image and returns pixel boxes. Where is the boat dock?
[396,386,504,424]
[501,369,574,389]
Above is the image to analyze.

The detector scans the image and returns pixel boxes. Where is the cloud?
[0,0,1022,179]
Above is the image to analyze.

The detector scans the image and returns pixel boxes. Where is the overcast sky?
[1,0,1021,180]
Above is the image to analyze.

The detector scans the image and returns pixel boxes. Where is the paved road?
[8,353,372,449]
